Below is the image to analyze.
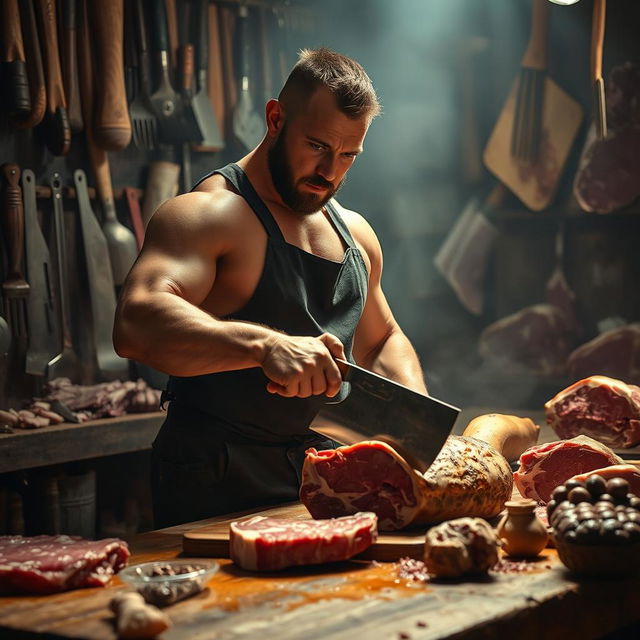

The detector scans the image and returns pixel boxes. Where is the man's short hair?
[278,48,381,122]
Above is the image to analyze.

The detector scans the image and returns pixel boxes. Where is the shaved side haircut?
[278,47,381,122]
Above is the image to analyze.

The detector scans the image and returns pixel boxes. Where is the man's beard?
[267,127,344,214]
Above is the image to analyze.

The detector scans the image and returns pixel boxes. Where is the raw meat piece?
[0,535,130,595]
[567,326,640,386]
[607,62,640,128]
[545,375,640,448]
[573,126,640,214]
[513,435,623,504]
[300,414,538,531]
[478,304,574,376]
[424,517,499,578]
[229,512,377,571]
[567,465,640,497]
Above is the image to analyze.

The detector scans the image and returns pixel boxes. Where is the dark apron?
[151,163,368,528]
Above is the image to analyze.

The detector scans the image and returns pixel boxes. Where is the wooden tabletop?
[1,505,639,640]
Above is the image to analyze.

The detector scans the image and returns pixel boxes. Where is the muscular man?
[114,48,428,527]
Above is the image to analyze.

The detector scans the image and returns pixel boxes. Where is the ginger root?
[110,592,171,639]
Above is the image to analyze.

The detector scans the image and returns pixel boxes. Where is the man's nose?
[316,153,339,182]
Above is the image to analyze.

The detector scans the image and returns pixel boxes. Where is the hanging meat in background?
[567,324,640,385]
[513,435,623,504]
[574,61,640,214]
[545,375,640,448]
[478,303,575,377]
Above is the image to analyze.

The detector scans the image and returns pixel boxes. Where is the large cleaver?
[309,359,460,473]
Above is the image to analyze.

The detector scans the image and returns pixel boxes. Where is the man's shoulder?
[330,199,377,244]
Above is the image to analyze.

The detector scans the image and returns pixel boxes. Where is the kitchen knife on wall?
[309,359,460,473]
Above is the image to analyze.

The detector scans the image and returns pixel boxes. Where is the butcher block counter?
[1,502,639,640]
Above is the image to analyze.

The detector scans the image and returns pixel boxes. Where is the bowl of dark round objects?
[119,561,219,606]
[548,475,640,577]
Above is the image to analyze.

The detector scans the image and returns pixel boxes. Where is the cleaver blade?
[309,359,460,473]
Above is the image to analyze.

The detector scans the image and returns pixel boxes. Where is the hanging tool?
[16,0,46,129]
[1,164,30,342]
[130,0,158,149]
[22,169,60,376]
[232,4,265,151]
[78,0,138,287]
[1,0,31,121]
[59,0,83,132]
[89,0,131,150]
[47,173,82,382]
[34,0,71,155]
[74,170,129,381]
[190,0,224,151]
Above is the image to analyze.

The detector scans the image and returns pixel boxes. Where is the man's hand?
[261,332,345,398]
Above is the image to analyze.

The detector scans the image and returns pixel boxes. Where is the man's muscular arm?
[343,206,428,395]
[113,192,344,397]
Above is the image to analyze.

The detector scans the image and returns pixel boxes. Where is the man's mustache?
[304,177,334,189]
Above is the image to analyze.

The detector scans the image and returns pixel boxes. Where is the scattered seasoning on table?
[491,558,540,573]
[397,557,430,583]
[416,620,428,627]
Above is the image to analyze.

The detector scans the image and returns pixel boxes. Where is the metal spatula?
[232,4,264,151]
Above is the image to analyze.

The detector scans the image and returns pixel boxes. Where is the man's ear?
[265,99,285,136]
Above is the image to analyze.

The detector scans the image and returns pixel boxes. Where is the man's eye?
[309,143,324,150]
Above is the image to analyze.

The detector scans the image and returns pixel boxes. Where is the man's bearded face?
[267,124,344,214]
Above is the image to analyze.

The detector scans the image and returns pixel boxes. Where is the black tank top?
[165,163,369,443]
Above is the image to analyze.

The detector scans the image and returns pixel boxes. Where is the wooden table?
[1,506,639,640]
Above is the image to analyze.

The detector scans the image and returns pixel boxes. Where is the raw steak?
[567,326,640,386]
[300,415,538,531]
[513,435,623,504]
[229,512,377,571]
[545,375,640,448]
[568,465,640,497]
[0,535,130,595]
[478,304,574,376]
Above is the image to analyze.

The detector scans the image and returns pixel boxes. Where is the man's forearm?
[358,329,428,394]
[114,291,275,377]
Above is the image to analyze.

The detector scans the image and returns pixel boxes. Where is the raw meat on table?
[229,512,377,571]
[300,414,538,531]
[545,375,640,448]
[513,435,623,504]
[0,535,130,595]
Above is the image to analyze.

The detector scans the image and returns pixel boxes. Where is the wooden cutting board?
[483,76,583,211]
[182,502,427,562]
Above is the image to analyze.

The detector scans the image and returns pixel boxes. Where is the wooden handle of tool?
[462,414,539,462]
[36,0,67,112]
[591,0,606,82]
[123,187,145,250]
[18,0,46,128]
[522,0,550,70]
[180,44,195,93]
[1,164,25,279]
[207,2,226,138]
[60,0,83,132]
[90,0,131,151]
[1,0,26,61]
[77,0,115,215]
[165,0,179,75]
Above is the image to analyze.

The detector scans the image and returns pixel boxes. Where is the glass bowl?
[118,560,219,606]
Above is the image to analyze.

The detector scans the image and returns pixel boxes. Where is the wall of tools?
[0,0,314,537]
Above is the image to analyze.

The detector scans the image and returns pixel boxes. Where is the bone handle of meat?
[462,414,540,462]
